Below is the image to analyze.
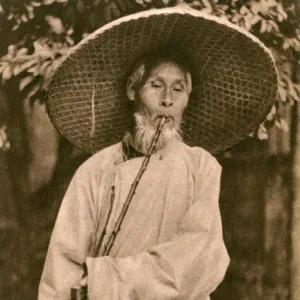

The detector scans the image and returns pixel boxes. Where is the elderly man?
[39,6,278,300]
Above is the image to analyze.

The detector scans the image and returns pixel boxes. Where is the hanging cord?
[89,186,116,257]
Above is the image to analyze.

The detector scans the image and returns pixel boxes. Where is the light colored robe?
[38,140,230,300]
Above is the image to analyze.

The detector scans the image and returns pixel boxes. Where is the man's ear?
[126,77,135,101]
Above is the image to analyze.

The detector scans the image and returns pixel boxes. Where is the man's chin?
[162,120,175,130]
[132,112,182,154]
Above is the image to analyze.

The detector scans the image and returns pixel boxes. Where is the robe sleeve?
[86,154,230,300]
[38,162,99,300]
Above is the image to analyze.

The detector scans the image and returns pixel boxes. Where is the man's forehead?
[146,61,189,81]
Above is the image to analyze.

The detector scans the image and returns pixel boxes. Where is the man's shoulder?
[178,142,221,170]
[77,142,122,173]
[179,142,217,160]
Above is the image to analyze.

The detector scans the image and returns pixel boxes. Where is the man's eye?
[151,82,162,89]
[173,85,184,92]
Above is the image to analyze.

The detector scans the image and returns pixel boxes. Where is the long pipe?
[103,116,167,255]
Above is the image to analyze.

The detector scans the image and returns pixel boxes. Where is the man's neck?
[122,131,183,162]
[122,132,146,161]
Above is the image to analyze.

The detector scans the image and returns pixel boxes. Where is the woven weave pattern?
[46,8,278,154]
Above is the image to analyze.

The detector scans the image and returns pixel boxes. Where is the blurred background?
[0,0,299,299]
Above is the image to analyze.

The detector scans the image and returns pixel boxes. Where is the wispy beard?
[130,112,182,154]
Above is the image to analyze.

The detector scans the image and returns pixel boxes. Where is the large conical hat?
[46,6,278,154]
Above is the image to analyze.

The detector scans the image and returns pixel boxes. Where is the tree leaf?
[0,62,9,73]
[21,14,28,23]
[288,82,300,101]
[202,0,212,9]
[260,19,267,33]
[115,0,127,12]
[19,59,37,73]
[65,36,74,46]
[33,41,47,53]
[279,119,289,132]
[19,76,36,91]
[41,66,53,89]
[278,85,287,102]
[2,66,12,81]
[76,0,85,12]
[257,124,268,140]
[103,5,112,23]
[44,0,55,5]
[31,1,41,7]
[240,6,249,16]
[2,141,11,151]
[110,3,121,19]
[268,20,279,33]
[8,45,17,58]
[39,60,51,75]
[27,65,40,76]
[282,40,290,50]
[17,48,28,56]
[136,0,144,6]
[45,15,65,34]
[266,105,276,121]
[0,135,3,148]
[12,24,20,31]
[250,14,261,26]
[250,2,260,14]
[28,9,34,19]
[13,64,22,76]
[26,81,42,99]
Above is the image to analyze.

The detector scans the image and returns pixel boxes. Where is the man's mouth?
[156,115,174,123]
[152,115,175,130]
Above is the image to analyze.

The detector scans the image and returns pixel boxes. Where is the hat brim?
[46,6,278,154]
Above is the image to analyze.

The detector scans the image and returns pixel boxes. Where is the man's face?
[136,61,190,130]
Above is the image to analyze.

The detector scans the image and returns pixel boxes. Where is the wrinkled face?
[128,61,191,130]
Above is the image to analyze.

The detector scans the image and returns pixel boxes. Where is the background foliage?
[1,0,300,144]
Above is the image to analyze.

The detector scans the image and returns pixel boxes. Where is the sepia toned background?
[0,0,300,299]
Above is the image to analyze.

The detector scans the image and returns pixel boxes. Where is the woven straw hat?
[46,6,278,154]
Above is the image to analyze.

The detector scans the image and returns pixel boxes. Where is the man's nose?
[161,91,173,107]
